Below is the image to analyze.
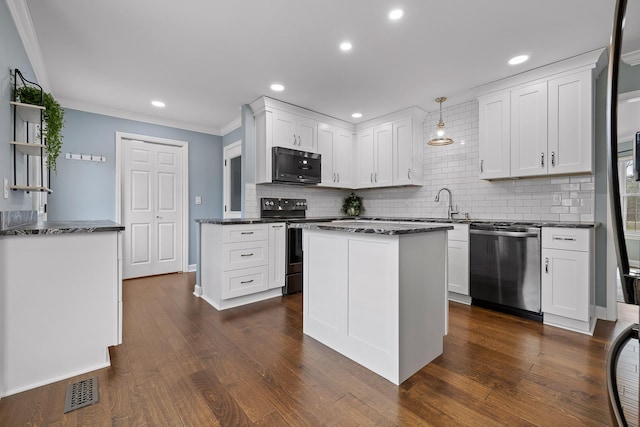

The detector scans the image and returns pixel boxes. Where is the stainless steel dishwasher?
[469,223,542,321]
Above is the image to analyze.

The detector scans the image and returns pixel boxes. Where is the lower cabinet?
[541,227,594,334]
[200,222,285,310]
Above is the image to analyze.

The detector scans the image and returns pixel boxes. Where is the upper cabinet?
[317,124,353,188]
[251,97,426,189]
[272,109,317,152]
[476,49,606,180]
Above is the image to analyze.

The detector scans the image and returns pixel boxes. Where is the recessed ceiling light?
[151,100,165,108]
[340,41,352,51]
[352,112,363,118]
[389,9,404,20]
[270,83,285,92]
[508,54,530,65]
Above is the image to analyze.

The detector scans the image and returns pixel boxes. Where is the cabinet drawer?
[542,227,591,251]
[223,240,268,270]
[222,224,268,243]
[221,266,269,300]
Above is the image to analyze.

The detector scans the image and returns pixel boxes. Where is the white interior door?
[122,139,183,279]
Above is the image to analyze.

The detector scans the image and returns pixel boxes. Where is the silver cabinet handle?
[551,151,555,167]
[297,135,301,146]
[545,258,549,273]
[292,134,297,145]
[408,168,411,179]
[541,152,545,167]
[370,172,373,183]
[337,173,340,182]
[480,160,484,173]
[374,172,378,183]
[240,253,254,257]
[241,231,254,235]
[241,279,254,284]
[552,236,576,241]
[271,225,284,229]
[333,172,336,182]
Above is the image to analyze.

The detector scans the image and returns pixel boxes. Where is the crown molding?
[6,0,50,91]
[221,117,241,136]
[59,97,222,136]
[622,50,640,67]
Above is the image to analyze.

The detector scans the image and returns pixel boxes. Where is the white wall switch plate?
[3,177,8,199]
[195,196,202,205]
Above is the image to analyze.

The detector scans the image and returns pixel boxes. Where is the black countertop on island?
[289,221,453,236]
[0,220,125,236]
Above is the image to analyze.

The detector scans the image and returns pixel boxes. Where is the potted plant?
[15,85,65,172]
[341,192,365,217]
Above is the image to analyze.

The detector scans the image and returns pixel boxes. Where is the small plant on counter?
[341,192,365,216]
[15,85,65,172]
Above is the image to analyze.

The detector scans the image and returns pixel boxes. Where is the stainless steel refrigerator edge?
[606,0,640,424]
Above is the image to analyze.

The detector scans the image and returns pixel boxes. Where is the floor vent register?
[63,377,99,413]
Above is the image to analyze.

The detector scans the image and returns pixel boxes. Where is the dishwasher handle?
[470,229,540,238]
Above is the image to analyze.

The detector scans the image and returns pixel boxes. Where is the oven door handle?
[470,229,539,238]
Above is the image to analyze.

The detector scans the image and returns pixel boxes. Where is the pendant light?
[427,97,453,146]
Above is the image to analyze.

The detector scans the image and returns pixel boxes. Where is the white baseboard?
[188,264,197,272]
[596,305,614,321]
[193,284,202,297]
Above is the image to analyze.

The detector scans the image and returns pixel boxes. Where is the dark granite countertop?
[196,216,598,229]
[289,221,453,236]
[0,220,125,236]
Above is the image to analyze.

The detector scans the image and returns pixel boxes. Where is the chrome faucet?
[434,187,459,219]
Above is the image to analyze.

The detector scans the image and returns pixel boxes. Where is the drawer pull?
[240,253,254,257]
[545,257,549,273]
[271,225,284,229]
[240,279,254,284]
[240,231,254,235]
[553,236,576,241]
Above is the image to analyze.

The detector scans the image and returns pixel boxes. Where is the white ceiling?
[14,0,617,135]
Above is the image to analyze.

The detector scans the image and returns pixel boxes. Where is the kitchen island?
[0,217,124,397]
[291,220,452,385]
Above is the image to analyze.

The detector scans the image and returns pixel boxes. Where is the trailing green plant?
[341,192,364,216]
[15,85,65,172]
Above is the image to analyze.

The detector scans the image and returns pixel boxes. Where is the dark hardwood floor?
[0,272,637,426]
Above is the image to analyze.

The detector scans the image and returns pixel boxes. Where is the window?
[619,157,640,234]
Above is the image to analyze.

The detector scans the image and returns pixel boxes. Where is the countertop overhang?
[0,220,125,236]
[289,221,453,236]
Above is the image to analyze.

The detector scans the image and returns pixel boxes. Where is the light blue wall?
[48,108,222,265]
[223,127,241,147]
[0,0,38,211]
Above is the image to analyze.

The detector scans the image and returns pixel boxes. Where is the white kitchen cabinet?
[541,227,595,335]
[478,91,511,179]
[200,223,284,310]
[477,49,604,180]
[356,124,393,188]
[393,117,422,186]
[418,222,469,300]
[272,109,317,152]
[510,82,548,177]
[547,70,593,174]
[317,124,352,188]
[268,223,286,289]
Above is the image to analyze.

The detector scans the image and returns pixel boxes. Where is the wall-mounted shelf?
[10,141,45,156]
[9,101,44,123]
[10,69,50,193]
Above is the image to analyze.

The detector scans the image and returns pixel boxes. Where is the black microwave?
[272,147,321,185]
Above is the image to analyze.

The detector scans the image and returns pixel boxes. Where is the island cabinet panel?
[302,228,447,385]
[0,231,121,397]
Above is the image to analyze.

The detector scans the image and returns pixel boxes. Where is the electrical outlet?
[195,196,202,205]
[3,177,8,199]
